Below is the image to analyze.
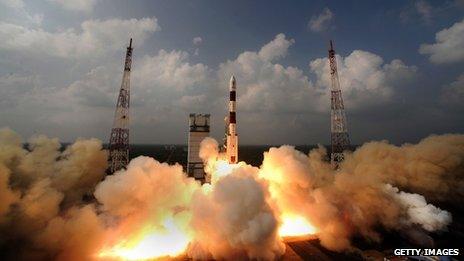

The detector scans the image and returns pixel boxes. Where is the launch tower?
[108,38,133,173]
[328,40,350,166]
[187,113,210,183]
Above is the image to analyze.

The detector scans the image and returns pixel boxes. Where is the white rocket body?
[226,76,238,164]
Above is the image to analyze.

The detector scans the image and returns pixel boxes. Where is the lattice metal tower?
[108,38,133,173]
[328,40,350,166]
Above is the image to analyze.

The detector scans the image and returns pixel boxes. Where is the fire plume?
[279,214,317,238]
[98,218,191,260]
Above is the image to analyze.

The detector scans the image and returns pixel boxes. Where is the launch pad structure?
[328,40,350,166]
[108,38,133,174]
[187,113,210,183]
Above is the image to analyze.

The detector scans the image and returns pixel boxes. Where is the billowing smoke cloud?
[343,134,464,199]
[0,128,461,260]
[188,137,285,259]
[188,165,285,260]
[257,135,458,251]
[0,127,107,260]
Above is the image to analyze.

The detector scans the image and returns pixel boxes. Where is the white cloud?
[63,66,118,107]
[0,68,116,137]
[214,34,412,143]
[419,18,464,64]
[258,33,295,62]
[218,34,319,113]
[0,31,420,143]
[219,51,316,113]
[63,49,211,117]
[216,36,323,144]
[219,34,418,115]
[134,50,211,92]
[0,17,160,58]
[0,46,214,141]
[309,50,417,110]
[308,8,333,32]
[16,35,308,139]
[47,0,98,12]
[131,49,214,115]
[193,36,202,45]
[441,73,464,105]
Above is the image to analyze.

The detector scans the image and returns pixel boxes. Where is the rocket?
[226,76,238,164]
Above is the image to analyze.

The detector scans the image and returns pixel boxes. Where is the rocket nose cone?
[230,75,236,85]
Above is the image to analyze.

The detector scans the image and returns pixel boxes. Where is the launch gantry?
[108,38,133,173]
[328,40,350,167]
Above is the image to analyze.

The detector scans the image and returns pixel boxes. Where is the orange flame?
[98,217,191,260]
[209,159,241,183]
[278,214,317,238]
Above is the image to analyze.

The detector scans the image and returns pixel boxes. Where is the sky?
[0,0,463,145]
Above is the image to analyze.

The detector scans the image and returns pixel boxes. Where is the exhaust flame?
[211,159,236,182]
[279,214,317,237]
[98,218,190,260]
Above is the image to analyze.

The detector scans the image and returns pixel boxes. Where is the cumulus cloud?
[309,50,417,110]
[218,34,318,114]
[210,34,419,143]
[0,42,215,143]
[258,33,295,61]
[0,65,121,134]
[41,49,213,130]
[131,49,215,119]
[0,17,160,58]
[308,7,333,32]
[134,50,211,92]
[47,0,98,12]
[63,66,118,108]
[419,18,464,64]
[0,30,420,144]
[219,34,418,117]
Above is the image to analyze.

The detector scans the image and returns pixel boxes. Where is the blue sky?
[0,0,463,144]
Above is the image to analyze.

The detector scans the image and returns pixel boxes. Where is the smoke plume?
[0,127,461,260]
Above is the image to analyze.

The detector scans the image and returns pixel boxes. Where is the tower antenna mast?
[108,38,133,173]
[328,40,350,167]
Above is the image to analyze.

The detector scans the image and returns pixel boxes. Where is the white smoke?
[385,184,452,232]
